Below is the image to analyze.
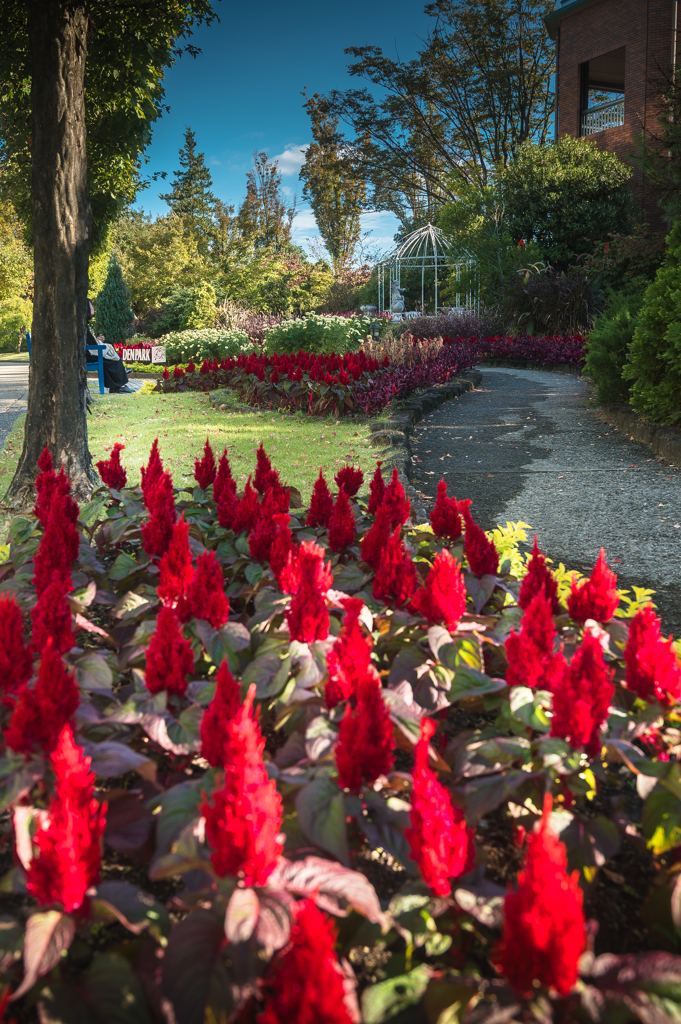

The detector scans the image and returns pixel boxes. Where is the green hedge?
[262,313,374,355]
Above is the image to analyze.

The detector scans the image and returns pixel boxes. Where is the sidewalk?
[0,365,28,450]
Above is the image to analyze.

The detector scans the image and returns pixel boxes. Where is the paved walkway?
[0,365,28,449]
[411,367,681,638]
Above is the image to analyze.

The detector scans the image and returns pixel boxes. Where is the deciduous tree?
[237,152,296,249]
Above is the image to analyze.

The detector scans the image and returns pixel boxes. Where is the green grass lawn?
[0,391,381,505]
[0,352,29,362]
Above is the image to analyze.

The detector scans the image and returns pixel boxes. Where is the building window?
[580,47,625,136]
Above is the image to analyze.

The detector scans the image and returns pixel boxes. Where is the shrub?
[501,264,601,335]
[0,295,32,351]
[624,219,681,425]
[578,226,667,292]
[458,333,587,366]
[263,312,373,355]
[160,328,257,365]
[94,255,134,343]
[151,282,217,337]
[1,443,679,1022]
[585,289,647,404]
[402,308,504,340]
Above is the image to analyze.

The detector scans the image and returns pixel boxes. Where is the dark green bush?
[585,287,647,404]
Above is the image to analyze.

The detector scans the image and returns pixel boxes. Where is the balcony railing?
[581,97,625,136]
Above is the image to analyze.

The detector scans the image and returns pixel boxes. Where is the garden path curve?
[411,366,681,637]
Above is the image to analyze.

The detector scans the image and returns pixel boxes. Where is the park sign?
[115,344,166,364]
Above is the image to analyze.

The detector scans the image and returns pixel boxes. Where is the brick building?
[545,0,679,227]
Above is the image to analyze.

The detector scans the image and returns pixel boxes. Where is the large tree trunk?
[6,0,96,506]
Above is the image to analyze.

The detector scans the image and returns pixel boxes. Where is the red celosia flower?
[406,717,475,896]
[31,572,74,656]
[430,480,462,542]
[495,794,585,997]
[335,465,363,497]
[307,470,334,528]
[624,605,681,706]
[32,487,80,597]
[263,470,290,514]
[328,487,355,553]
[0,596,32,707]
[6,640,80,756]
[550,633,613,756]
[96,443,127,491]
[141,471,176,560]
[213,450,236,506]
[232,477,261,535]
[367,461,386,516]
[519,536,559,612]
[158,515,194,606]
[360,504,392,571]
[179,551,229,628]
[335,671,394,793]
[200,660,242,768]
[286,541,332,643]
[201,684,283,885]
[254,443,274,494]
[326,597,373,708]
[567,549,618,623]
[26,724,106,913]
[258,899,353,1024]
[372,528,418,607]
[269,513,298,591]
[505,593,565,691]
[411,549,467,630]
[382,467,411,529]
[194,437,216,490]
[34,449,77,530]
[461,501,499,576]
[144,606,194,698]
[249,489,281,562]
[141,439,164,508]
[217,481,239,530]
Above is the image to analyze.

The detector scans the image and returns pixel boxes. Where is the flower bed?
[0,441,680,1021]
[442,333,587,366]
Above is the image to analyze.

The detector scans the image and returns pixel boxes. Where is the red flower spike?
[335,671,394,793]
[430,480,463,542]
[0,596,32,708]
[269,513,297,590]
[254,443,274,495]
[406,717,475,896]
[286,541,332,643]
[194,438,216,490]
[307,470,334,528]
[326,597,373,708]
[367,461,386,516]
[382,467,411,529]
[144,606,194,698]
[249,489,281,562]
[31,571,74,656]
[550,633,613,756]
[213,450,235,506]
[6,640,80,757]
[179,551,229,629]
[335,465,364,497]
[624,605,681,707]
[410,549,467,630]
[461,501,499,576]
[201,684,283,886]
[495,794,585,997]
[519,536,559,612]
[258,899,353,1024]
[96,443,127,491]
[505,592,566,691]
[34,448,75,529]
[140,439,164,508]
[158,515,194,606]
[232,477,261,535]
[26,724,106,913]
[200,660,242,768]
[372,528,418,608]
[360,504,392,571]
[328,487,356,553]
[32,490,79,598]
[567,549,618,623]
[141,471,176,560]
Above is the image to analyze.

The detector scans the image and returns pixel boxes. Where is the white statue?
[390,280,406,314]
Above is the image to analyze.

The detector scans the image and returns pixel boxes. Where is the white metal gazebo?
[376,223,478,317]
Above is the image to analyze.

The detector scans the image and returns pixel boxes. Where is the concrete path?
[0,365,28,450]
[411,367,681,638]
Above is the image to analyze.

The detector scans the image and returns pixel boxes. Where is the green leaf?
[296,775,349,866]
[242,649,291,699]
[643,787,681,855]
[361,965,433,1024]
[91,881,170,940]
[244,562,263,585]
[0,914,23,972]
[82,953,152,1024]
[14,911,76,999]
[463,770,535,824]
[508,686,551,731]
[152,778,205,857]
[449,665,506,703]
[75,652,113,693]
[107,551,139,581]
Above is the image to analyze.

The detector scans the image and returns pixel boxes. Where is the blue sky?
[134,0,431,258]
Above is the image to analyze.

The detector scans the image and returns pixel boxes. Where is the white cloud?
[272,143,309,176]
[210,158,222,166]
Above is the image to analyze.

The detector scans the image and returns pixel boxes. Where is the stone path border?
[600,404,681,469]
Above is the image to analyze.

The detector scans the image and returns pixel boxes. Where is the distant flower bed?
[157,343,480,416]
[441,333,587,366]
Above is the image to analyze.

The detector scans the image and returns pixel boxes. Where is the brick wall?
[556,0,676,229]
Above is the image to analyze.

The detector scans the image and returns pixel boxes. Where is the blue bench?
[25,331,107,395]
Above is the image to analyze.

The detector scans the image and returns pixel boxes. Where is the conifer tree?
[160,126,217,251]
[95,255,134,344]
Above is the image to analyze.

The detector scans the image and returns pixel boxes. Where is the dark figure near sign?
[86,301,131,393]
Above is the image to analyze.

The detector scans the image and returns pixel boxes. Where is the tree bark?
[6,0,96,506]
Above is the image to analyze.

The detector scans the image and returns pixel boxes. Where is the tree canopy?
[236,152,296,249]
[159,125,217,254]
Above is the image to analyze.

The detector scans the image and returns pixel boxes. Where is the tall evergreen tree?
[300,94,365,273]
[159,126,217,251]
[237,152,295,249]
[95,256,134,344]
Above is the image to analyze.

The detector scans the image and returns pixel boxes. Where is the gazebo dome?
[375,223,476,316]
